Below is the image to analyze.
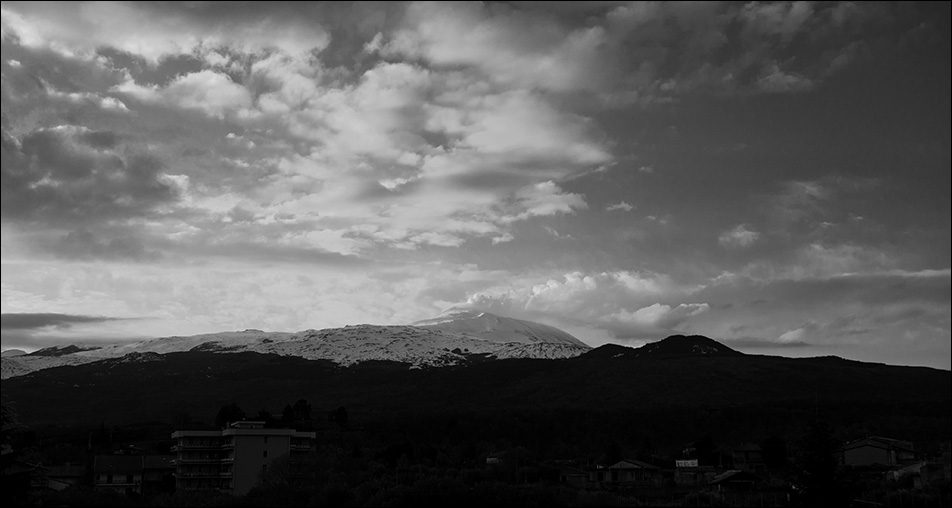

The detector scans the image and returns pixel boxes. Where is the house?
[709,469,762,492]
[557,464,588,489]
[589,459,662,489]
[674,459,718,487]
[485,452,504,465]
[172,420,316,496]
[732,443,766,473]
[842,437,917,467]
[93,455,145,494]
[920,461,951,486]
[43,462,85,491]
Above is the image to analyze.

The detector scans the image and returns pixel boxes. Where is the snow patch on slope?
[1,314,591,378]
[413,308,587,346]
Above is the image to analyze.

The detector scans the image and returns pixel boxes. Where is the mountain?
[3,347,948,452]
[0,312,591,379]
[413,308,588,346]
[1,349,27,357]
[26,344,103,357]
[630,334,744,358]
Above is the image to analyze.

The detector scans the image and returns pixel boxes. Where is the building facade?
[172,421,315,496]
[842,437,917,467]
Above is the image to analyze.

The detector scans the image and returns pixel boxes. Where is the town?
[4,398,950,507]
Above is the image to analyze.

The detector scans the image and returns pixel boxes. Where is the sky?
[0,1,949,369]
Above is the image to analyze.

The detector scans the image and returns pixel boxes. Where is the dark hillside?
[3,346,949,453]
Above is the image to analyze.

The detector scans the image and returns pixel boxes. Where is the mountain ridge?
[412,308,587,347]
[1,310,590,379]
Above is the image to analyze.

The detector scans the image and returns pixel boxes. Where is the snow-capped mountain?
[413,308,587,346]
[1,311,591,379]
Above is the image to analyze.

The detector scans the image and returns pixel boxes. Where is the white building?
[172,421,315,495]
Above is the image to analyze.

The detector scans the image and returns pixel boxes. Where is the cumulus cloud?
[1,125,178,223]
[1,2,946,367]
[48,90,129,111]
[379,2,612,93]
[610,303,711,332]
[778,327,807,343]
[195,61,612,250]
[371,1,913,103]
[0,2,330,61]
[756,64,815,93]
[115,70,252,117]
[462,270,708,339]
[719,224,761,248]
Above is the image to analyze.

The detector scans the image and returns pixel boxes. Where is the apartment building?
[172,421,315,496]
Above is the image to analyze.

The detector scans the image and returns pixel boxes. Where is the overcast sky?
[1,1,949,368]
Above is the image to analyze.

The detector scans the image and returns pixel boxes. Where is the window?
[263,436,269,444]
[106,474,113,484]
[126,474,134,484]
[263,450,268,458]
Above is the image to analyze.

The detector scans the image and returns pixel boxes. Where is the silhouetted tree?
[793,421,849,506]
[328,406,349,429]
[254,409,274,426]
[0,395,18,466]
[0,395,30,504]
[281,404,295,425]
[215,402,246,428]
[293,399,312,421]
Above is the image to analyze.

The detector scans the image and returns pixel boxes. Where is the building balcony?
[177,472,221,478]
[172,443,220,451]
[290,444,313,451]
[220,457,234,463]
[175,457,220,464]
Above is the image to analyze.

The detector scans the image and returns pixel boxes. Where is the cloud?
[606,201,634,212]
[1,125,178,223]
[778,327,807,343]
[491,232,514,245]
[462,270,708,339]
[740,1,815,42]
[756,64,815,93]
[48,90,129,112]
[542,226,574,241]
[379,2,613,93]
[687,269,951,358]
[1,313,126,330]
[722,337,812,349]
[0,312,145,352]
[719,224,761,248]
[191,61,611,250]
[377,1,884,101]
[1,2,331,61]
[115,70,252,117]
[609,302,710,332]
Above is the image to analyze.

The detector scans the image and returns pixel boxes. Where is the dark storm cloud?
[0,126,178,223]
[1,313,125,330]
